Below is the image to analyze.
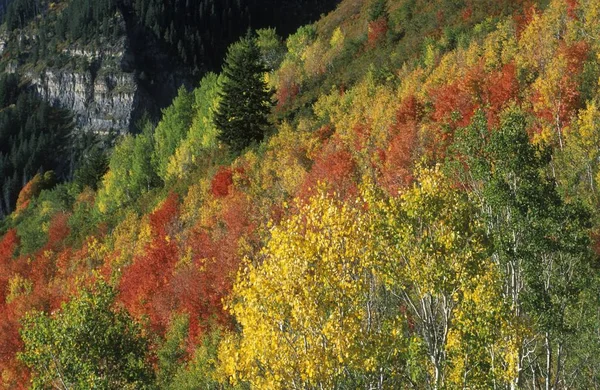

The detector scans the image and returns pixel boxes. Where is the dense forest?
[0,0,338,221]
[2,0,600,388]
[2,0,339,75]
[0,74,74,218]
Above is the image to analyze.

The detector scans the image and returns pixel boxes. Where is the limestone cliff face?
[25,37,143,135]
[30,67,139,134]
[0,7,193,135]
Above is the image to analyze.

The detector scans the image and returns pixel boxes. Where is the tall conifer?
[214,32,272,153]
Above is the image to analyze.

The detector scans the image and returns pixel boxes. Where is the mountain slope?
[1,0,600,388]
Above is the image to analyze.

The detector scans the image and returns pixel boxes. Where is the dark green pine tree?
[214,32,272,153]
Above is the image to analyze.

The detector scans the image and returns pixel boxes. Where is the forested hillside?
[0,0,338,218]
[1,0,600,388]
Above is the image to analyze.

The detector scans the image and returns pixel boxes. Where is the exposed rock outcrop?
[23,31,144,135]
[30,66,139,135]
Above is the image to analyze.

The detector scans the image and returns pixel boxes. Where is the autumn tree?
[153,87,195,181]
[219,191,408,389]
[214,33,272,153]
[19,280,155,389]
[451,109,592,389]
[96,124,159,214]
[378,166,515,388]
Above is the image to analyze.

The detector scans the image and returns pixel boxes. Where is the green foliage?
[13,183,78,255]
[19,280,155,389]
[153,86,195,181]
[5,0,41,31]
[73,145,109,191]
[451,109,593,387]
[369,0,388,21]
[164,328,241,390]
[256,28,285,71]
[97,123,159,214]
[214,34,272,153]
[0,81,73,218]
[54,0,121,42]
[166,72,223,181]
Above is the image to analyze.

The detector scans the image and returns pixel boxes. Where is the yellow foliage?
[6,274,33,303]
[482,19,517,70]
[219,192,407,388]
[516,0,567,74]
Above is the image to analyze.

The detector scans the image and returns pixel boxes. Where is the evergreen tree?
[214,33,272,153]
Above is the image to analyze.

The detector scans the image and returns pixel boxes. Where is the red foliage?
[276,81,300,109]
[149,192,180,237]
[566,0,578,19]
[300,139,357,200]
[462,6,473,21]
[15,174,43,212]
[533,41,588,129]
[513,3,538,37]
[120,194,181,333]
[0,230,19,301]
[0,304,29,389]
[430,81,477,129]
[368,17,388,46]
[211,167,234,198]
[485,63,519,126]
[46,212,71,249]
[352,123,371,152]
[379,96,422,194]
[315,124,335,141]
[0,230,19,264]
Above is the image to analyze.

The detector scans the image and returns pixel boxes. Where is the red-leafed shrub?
[533,41,588,131]
[15,175,43,212]
[379,96,422,194]
[277,81,300,109]
[462,6,473,21]
[485,63,519,126]
[513,3,538,37]
[368,17,388,46]
[431,82,477,129]
[566,0,578,19]
[0,229,19,264]
[300,139,357,200]
[120,194,181,333]
[15,172,55,213]
[149,192,180,237]
[315,124,335,141]
[46,213,71,249]
[211,167,234,198]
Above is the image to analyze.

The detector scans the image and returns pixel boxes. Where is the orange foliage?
[485,63,519,126]
[368,17,388,46]
[431,81,477,129]
[46,212,71,249]
[120,193,181,333]
[211,167,234,198]
[462,6,473,21]
[276,63,301,109]
[300,138,357,200]
[379,96,422,194]
[513,3,538,37]
[566,0,578,19]
[15,174,43,212]
[534,41,588,130]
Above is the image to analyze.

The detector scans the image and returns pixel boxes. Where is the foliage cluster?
[2,0,600,389]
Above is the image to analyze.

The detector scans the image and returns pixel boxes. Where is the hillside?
[1,0,600,388]
[0,0,339,218]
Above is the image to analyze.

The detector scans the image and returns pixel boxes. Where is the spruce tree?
[214,32,272,153]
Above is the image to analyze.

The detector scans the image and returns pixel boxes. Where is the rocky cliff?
[1,13,188,135]
[32,70,138,134]
[2,26,146,135]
